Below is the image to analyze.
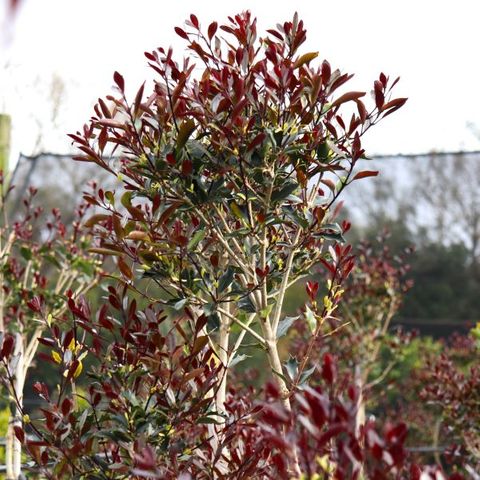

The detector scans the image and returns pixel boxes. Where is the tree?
[412,152,480,270]
[71,10,406,476]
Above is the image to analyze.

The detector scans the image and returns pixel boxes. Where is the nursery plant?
[71,9,406,415]
[8,11,468,480]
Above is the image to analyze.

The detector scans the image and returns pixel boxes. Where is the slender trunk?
[6,333,25,480]
[265,336,301,478]
[12,368,25,478]
[216,254,231,415]
[354,365,366,479]
[5,413,14,479]
[266,339,291,406]
[216,317,230,414]
[354,365,365,434]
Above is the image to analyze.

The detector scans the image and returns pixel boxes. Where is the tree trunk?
[354,365,366,478]
[5,333,25,480]
[354,365,366,434]
[265,338,302,478]
[216,317,230,414]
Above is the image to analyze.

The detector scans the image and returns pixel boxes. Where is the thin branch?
[215,305,265,346]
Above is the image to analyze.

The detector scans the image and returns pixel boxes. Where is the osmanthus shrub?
[69,10,407,414]
[6,10,469,480]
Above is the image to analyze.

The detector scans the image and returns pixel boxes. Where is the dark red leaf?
[174,26,189,40]
[113,71,125,92]
[1,334,14,359]
[331,91,365,108]
[373,80,384,109]
[14,426,25,444]
[61,398,73,417]
[190,14,199,29]
[321,353,336,384]
[352,170,378,181]
[208,21,218,40]
[247,132,266,152]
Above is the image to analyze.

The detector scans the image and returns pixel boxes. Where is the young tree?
[66,10,406,475]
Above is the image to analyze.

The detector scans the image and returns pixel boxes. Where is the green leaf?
[276,316,299,339]
[271,368,289,384]
[283,206,309,228]
[120,191,133,208]
[284,357,299,381]
[187,230,205,250]
[305,305,317,333]
[238,296,256,313]
[315,231,345,243]
[229,354,249,368]
[218,267,235,293]
[320,223,342,232]
[260,303,273,319]
[230,201,247,221]
[197,415,224,425]
[317,142,330,161]
[203,303,220,330]
[20,246,32,261]
[299,366,316,386]
[172,298,188,311]
[72,258,95,277]
[271,182,298,203]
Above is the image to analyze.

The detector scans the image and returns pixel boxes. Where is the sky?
[1,0,480,166]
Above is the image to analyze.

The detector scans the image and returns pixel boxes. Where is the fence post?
[0,114,11,175]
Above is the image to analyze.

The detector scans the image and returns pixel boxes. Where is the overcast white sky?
[1,0,480,165]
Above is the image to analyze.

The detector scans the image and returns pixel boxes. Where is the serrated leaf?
[276,316,299,339]
[285,357,299,381]
[283,206,309,228]
[238,296,256,313]
[299,365,316,386]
